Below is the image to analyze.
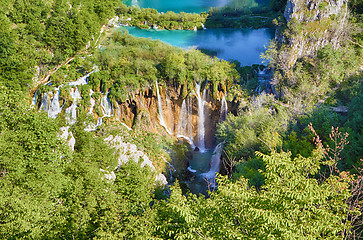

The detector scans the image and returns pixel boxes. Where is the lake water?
[125,0,232,13]
[120,26,274,65]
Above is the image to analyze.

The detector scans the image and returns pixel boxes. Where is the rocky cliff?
[36,79,227,150]
[282,0,349,68]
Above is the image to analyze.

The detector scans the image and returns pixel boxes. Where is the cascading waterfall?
[48,87,62,119]
[65,87,81,125]
[201,142,223,187]
[177,97,196,149]
[163,157,176,181]
[177,99,188,135]
[165,89,174,132]
[88,89,95,115]
[195,82,206,152]
[39,92,50,112]
[101,92,112,117]
[31,90,39,107]
[156,81,172,134]
[68,66,98,86]
[85,92,112,131]
[176,135,196,149]
[219,94,228,122]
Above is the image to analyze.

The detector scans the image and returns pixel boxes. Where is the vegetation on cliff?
[118,0,285,30]
[0,0,362,239]
[90,30,238,102]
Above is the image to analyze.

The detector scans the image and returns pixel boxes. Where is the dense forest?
[0,0,362,239]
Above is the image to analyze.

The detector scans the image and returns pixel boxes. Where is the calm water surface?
[121,26,274,65]
[125,0,232,13]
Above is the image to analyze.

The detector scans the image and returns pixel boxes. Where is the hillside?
[0,0,362,239]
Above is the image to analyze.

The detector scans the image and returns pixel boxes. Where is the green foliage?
[153,149,353,239]
[117,3,207,30]
[91,30,237,102]
[0,0,120,92]
[217,93,289,161]
[344,93,363,167]
[0,87,71,238]
[0,86,160,239]
[233,156,265,188]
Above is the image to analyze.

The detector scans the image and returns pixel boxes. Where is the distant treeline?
[117,0,286,31]
[116,3,208,30]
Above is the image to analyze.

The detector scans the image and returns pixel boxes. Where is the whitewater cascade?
[101,92,112,117]
[195,82,206,152]
[165,89,174,132]
[65,87,81,125]
[156,81,172,134]
[88,89,95,115]
[31,90,39,107]
[39,92,49,112]
[177,97,196,149]
[201,142,223,187]
[219,94,228,122]
[176,135,196,149]
[48,87,62,119]
[163,157,176,181]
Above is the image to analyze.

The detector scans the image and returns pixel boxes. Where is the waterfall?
[85,92,112,131]
[31,90,39,107]
[177,99,188,135]
[201,142,223,187]
[188,166,197,173]
[165,89,174,132]
[176,135,196,149]
[195,82,206,152]
[68,66,98,86]
[65,87,81,125]
[48,87,62,119]
[131,0,137,5]
[88,89,95,115]
[219,94,228,122]
[156,81,172,134]
[163,157,176,181]
[177,97,195,149]
[101,92,112,117]
[39,92,50,112]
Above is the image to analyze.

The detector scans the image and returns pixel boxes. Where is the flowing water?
[219,94,228,122]
[156,81,172,134]
[184,93,228,195]
[48,87,62,119]
[195,82,206,152]
[65,87,81,125]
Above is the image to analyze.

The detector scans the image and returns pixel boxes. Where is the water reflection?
[120,26,274,65]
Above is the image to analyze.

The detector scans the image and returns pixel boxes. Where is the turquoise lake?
[125,0,232,13]
[120,26,274,65]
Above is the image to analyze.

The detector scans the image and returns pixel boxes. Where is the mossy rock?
[133,108,152,130]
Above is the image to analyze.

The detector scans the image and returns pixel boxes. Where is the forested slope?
[0,0,362,239]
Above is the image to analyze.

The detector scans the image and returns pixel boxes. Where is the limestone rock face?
[105,135,168,186]
[113,83,226,149]
[284,0,348,22]
[282,0,348,68]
